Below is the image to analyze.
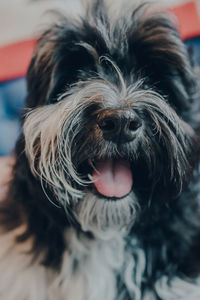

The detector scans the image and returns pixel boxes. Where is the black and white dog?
[1,1,200,299]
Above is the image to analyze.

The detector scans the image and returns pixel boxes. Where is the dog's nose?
[97,109,142,143]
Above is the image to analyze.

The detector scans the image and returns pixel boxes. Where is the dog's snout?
[97,109,142,143]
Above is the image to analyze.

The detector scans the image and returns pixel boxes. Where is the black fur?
[1,1,200,298]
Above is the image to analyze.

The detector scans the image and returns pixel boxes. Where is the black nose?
[97,109,142,143]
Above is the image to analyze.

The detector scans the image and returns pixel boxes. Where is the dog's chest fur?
[0,226,142,300]
[1,225,200,300]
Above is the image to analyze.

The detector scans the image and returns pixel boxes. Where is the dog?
[0,1,200,299]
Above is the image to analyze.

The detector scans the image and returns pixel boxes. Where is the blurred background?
[0,0,200,156]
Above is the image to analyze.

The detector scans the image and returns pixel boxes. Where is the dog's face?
[23,3,198,235]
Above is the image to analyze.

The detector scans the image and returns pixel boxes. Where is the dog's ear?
[26,21,97,108]
[129,11,197,114]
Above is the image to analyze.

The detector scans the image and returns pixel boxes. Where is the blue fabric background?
[0,78,26,155]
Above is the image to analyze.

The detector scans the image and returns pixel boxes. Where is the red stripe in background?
[0,39,36,82]
[171,1,200,40]
[0,1,200,82]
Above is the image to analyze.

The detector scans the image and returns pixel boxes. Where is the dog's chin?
[74,189,139,239]
[73,157,139,238]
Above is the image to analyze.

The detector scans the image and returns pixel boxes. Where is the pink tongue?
[92,159,133,198]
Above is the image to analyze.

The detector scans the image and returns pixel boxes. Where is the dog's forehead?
[26,2,197,120]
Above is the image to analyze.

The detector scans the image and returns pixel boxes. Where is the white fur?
[154,276,200,300]
[75,191,139,237]
[0,224,200,300]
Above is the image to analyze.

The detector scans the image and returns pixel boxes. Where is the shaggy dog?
[0,1,200,299]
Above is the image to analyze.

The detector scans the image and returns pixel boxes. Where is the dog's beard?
[23,75,196,234]
[74,191,139,237]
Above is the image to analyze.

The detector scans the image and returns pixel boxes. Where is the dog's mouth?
[88,158,133,199]
[75,158,138,233]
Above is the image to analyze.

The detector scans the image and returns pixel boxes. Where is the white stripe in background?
[0,0,195,47]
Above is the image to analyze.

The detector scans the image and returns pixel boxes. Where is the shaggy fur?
[1,1,200,299]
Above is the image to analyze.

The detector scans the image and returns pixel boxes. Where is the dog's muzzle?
[88,109,142,199]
